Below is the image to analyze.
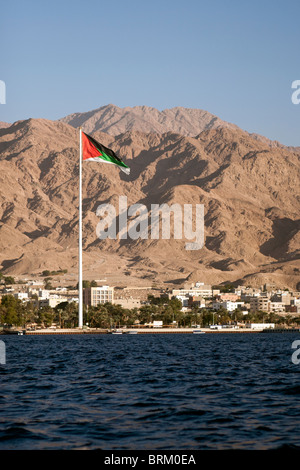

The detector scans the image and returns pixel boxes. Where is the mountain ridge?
[60,103,240,136]
[60,103,293,151]
[0,114,299,290]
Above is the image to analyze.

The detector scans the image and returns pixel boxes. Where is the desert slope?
[0,117,299,289]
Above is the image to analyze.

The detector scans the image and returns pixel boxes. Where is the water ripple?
[1,333,300,449]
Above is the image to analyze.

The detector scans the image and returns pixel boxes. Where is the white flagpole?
[78,128,83,328]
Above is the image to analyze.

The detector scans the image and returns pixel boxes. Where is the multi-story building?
[83,286,114,307]
[250,297,270,312]
[172,284,213,299]
[250,297,285,313]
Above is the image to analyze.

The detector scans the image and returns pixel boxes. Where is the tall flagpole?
[78,128,83,328]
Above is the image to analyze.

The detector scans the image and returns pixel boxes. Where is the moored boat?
[3,328,26,335]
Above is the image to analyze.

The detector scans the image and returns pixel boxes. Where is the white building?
[212,301,244,312]
[38,289,51,299]
[269,302,285,313]
[14,292,29,301]
[175,295,189,307]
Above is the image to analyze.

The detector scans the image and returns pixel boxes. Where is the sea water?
[0,332,300,450]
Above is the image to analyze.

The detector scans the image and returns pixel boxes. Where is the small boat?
[126,330,138,334]
[193,329,205,334]
[3,328,25,335]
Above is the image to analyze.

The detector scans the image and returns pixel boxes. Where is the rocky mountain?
[61,104,288,150]
[60,104,240,136]
[0,114,299,290]
[0,122,11,129]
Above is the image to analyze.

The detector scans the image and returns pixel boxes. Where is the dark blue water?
[1,332,300,450]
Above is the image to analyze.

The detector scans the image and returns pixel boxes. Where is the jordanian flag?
[82,131,130,175]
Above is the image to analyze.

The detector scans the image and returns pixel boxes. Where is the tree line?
[0,293,299,329]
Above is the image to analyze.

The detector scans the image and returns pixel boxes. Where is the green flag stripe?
[96,148,129,168]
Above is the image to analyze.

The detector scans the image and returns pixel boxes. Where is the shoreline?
[2,327,299,336]
[3,327,295,335]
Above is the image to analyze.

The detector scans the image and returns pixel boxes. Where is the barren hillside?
[0,115,299,289]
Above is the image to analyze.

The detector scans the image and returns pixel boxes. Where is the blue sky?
[1,0,299,145]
